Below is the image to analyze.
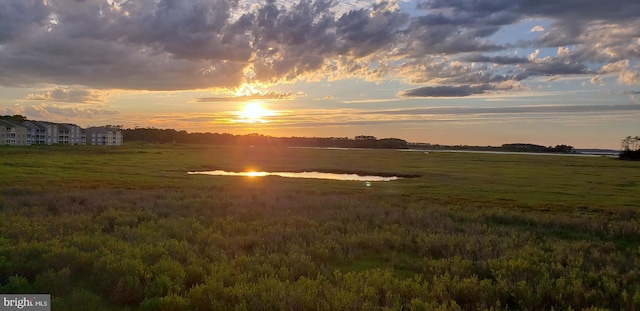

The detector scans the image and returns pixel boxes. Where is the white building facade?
[0,119,31,146]
[43,122,59,145]
[23,121,47,145]
[22,121,60,145]
[57,123,84,145]
[85,127,123,146]
[1,118,122,146]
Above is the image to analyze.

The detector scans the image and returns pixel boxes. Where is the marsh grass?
[1,144,640,310]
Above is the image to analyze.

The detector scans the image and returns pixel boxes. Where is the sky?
[0,0,639,149]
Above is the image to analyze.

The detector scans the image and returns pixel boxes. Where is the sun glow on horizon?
[236,101,275,123]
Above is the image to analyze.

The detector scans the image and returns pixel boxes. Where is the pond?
[187,170,402,181]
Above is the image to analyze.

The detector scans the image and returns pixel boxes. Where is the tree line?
[123,128,409,149]
[500,143,575,153]
[409,142,576,153]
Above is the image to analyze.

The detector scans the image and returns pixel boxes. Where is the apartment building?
[3,118,122,146]
[23,121,61,145]
[0,119,31,146]
[23,121,47,145]
[85,127,123,146]
[58,123,85,145]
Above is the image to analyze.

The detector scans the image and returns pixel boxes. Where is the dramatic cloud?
[195,91,295,102]
[400,85,491,97]
[462,54,529,65]
[367,104,640,116]
[600,60,640,85]
[25,87,107,103]
[335,1,408,58]
[530,25,544,32]
[619,70,640,85]
[0,103,117,119]
[0,0,638,93]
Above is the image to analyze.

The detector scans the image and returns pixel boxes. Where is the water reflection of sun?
[236,101,275,123]
[245,171,268,177]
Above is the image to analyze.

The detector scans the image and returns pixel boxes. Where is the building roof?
[58,124,72,131]
[86,126,122,133]
[0,119,26,128]
[23,120,47,130]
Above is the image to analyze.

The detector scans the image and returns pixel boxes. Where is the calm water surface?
[188,170,400,181]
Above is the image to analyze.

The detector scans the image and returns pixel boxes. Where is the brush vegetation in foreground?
[1,144,640,310]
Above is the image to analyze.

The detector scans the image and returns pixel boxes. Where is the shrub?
[1,275,32,293]
[139,294,190,311]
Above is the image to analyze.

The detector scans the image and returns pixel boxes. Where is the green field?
[1,144,640,310]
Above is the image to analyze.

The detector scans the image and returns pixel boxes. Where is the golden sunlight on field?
[236,102,275,123]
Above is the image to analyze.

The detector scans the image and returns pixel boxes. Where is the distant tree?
[621,136,639,151]
[500,143,574,153]
[620,136,640,160]
[355,135,377,141]
[122,128,410,149]
[501,143,548,152]
[11,115,28,123]
[0,115,28,123]
[376,138,408,149]
[354,135,377,148]
[551,145,575,153]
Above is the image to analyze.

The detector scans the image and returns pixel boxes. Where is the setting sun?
[237,102,275,123]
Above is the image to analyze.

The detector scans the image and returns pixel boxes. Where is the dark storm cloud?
[0,0,638,91]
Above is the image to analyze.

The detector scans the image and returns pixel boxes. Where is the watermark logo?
[1,295,50,311]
